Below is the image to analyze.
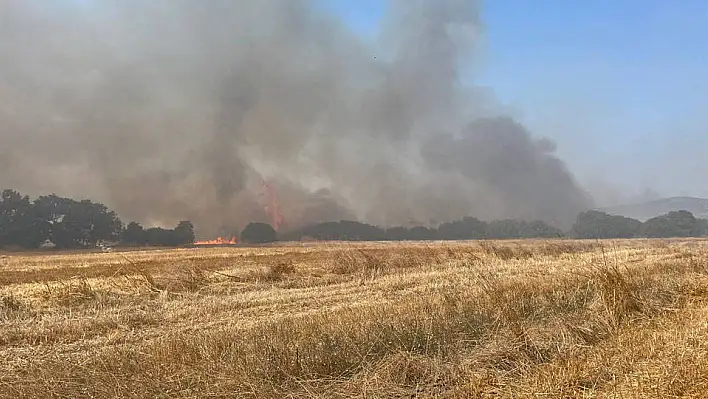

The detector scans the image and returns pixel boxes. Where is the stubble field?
[1,239,708,398]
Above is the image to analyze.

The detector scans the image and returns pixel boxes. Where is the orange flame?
[194,236,237,245]
[262,181,284,231]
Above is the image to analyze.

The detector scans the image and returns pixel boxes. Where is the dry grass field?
[2,239,708,398]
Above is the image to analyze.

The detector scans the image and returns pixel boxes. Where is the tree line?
[2,188,707,250]
[278,217,565,242]
[572,209,708,239]
[273,210,707,243]
[0,189,194,249]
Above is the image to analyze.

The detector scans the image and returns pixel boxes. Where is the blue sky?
[319,0,708,202]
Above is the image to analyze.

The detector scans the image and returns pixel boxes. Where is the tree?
[300,221,339,240]
[519,220,564,238]
[77,199,123,246]
[438,217,487,240]
[407,226,438,241]
[699,219,708,237]
[641,210,703,238]
[385,226,409,241]
[121,221,195,247]
[174,221,196,245]
[0,189,197,249]
[143,227,180,246]
[337,220,386,241]
[33,194,74,248]
[33,194,123,248]
[241,222,277,243]
[572,210,642,239]
[0,189,50,248]
[486,219,522,239]
[289,220,386,241]
[121,222,147,245]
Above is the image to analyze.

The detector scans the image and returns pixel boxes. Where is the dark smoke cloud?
[0,0,592,237]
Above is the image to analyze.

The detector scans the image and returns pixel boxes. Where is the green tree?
[437,217,487,240]
[486,219,522,239]
[642,210,703,238]
[121,221,147,245]
[34,194,122,248]
[698,219,708,236]
[572,210,642,239]
[519,220,564,238]
[385,226,409,241]
[407,226,437,241]
[0,189,50,248]
[174,220,196,245]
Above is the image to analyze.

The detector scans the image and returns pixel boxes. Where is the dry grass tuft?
[0,293,27,322]
[264,260,297,281]
[1,293,24,312]
[161,262,211,292]
[540,240,599,256]
[479,240,534,260]
[42,278,102,306]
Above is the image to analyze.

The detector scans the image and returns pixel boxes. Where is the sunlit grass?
[1,238,707,397]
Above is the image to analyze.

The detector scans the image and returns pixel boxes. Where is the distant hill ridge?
[597,196,708,221]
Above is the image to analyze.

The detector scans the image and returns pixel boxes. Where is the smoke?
[0,0,592,237]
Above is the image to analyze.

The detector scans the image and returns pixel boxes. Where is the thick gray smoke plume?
[0,0,592,237]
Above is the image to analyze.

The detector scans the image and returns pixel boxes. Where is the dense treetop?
[0,189,193,249]
[240,222,278,244]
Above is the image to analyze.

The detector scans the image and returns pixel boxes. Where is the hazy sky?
[3,0,705,237]
[322,0,708,203]
[3,0,599,233]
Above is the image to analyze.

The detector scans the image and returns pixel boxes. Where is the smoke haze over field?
[0,0,593,237]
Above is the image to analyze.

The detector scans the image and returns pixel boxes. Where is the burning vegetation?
[261,181,284,232]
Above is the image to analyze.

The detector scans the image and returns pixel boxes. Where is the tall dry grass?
[0,239,707,397]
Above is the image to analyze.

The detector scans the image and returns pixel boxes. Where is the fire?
[262,180,284,231]
[195,180,283,245]
[194,236,237,245]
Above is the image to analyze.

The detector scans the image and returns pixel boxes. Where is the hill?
[598,196,708,221]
